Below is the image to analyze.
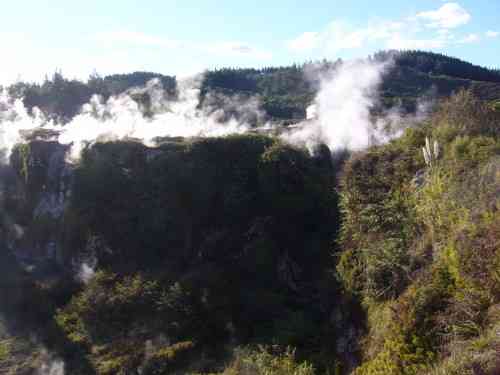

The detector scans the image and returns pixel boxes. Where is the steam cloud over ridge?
[284,59,388,151]
[0,75,255,161]
[0,57,425,160]
[285,58,432,152]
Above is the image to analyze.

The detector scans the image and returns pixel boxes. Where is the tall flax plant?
[415,155,469,249]
[422,137,440,168]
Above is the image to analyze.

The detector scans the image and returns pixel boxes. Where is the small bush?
[338,144,421,300]
[217,347,315,375]
[56,271,163,345]
[142,341,196,375]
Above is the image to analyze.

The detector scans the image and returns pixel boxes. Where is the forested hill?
[6,71,177,123]
[381,50,500,82]
[202,50,500,117]
[4,50,500,123]
[0,48,499,374]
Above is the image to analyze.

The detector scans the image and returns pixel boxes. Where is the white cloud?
[386,34,447,50]
[320,22,370,52]
[485,31,499,38]
[0,33,125,84]
[416,3,471,29]
[287,20,405,56]
[92,31,272,61]
[287,32,319,52]
[457,33,480,44]
[287,18,449,56]
[286,3,482,57]
[93,30,182,48]
[202,42,272,60]
[0,30,272,84]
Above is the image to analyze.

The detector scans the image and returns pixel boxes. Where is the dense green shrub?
[208,347,316,375]
[338,91,500,374]
[337,138,423,300]
[53,134,340,374]
[56,272,163,345]
[142,341,196,375]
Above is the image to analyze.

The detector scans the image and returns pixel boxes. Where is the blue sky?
[1,0,498,83]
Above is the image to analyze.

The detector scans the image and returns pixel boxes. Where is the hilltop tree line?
[6,71,176,123]
[382,50,500,83]
[2,50,500,124]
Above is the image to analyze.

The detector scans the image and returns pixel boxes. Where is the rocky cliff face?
[2,139,73,272]
[0,134,368,374]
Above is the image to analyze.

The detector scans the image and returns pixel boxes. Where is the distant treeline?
[387,50,500,82]
[3,50,500,123]
[6,71,176,122]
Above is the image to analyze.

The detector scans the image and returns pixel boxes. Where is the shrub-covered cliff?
[0,89,499,375]
[0,134,347,374]
[338,90,500,374]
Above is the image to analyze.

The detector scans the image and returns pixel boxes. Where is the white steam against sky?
[0,76,254,161]
[0,58,424,161]
[284,59,389,151]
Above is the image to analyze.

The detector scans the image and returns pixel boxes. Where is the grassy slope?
[338,91,500,375]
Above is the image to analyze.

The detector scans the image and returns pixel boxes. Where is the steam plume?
[0,75,261,161]
[283,59,389,151]
[37,350,65,375]
[283,57,434,152]
[0,60,433,162]
[76,261,96,284]
[38,360,65,375]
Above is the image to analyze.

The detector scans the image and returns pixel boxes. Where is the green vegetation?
[1,133,343,373]
[338,90,500,374]
[0,54,499,374]
[6,50,500,124]
[204,347,316,375]
[377,50,500,83]
[8,71,176,123]
[55,135,339,373]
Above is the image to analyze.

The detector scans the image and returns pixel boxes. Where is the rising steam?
[0,75,259,161]
[37,350,65,375]
[283,57,434,152]
[0,58,431,162]
[283,59,389,151]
